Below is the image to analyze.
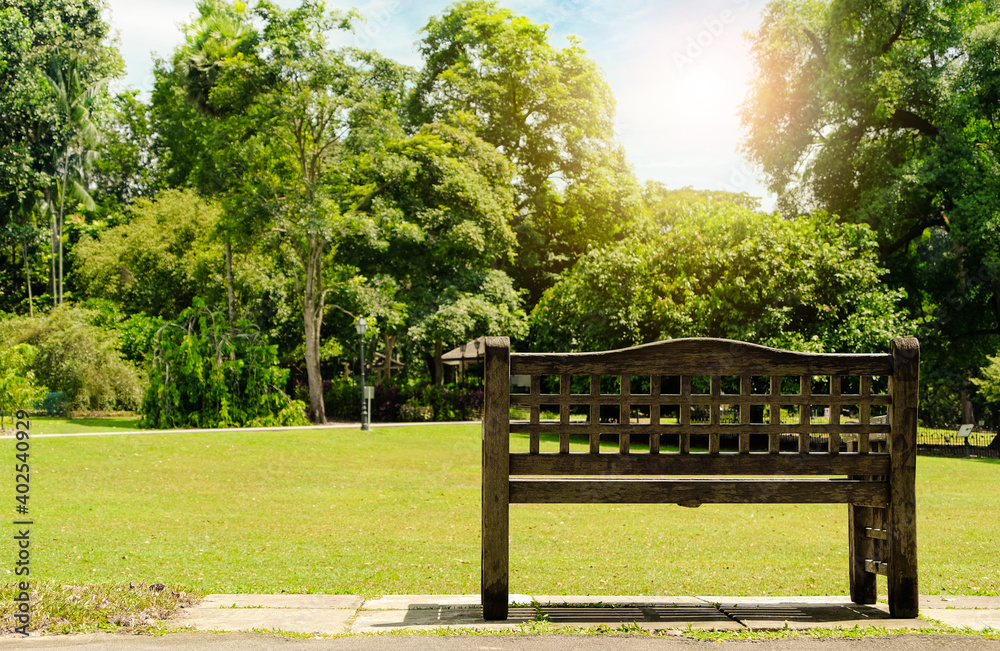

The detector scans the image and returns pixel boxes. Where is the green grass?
[26,416,142,435]
[11,423,997,599]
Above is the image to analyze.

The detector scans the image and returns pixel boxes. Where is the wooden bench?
[481,337,919,620]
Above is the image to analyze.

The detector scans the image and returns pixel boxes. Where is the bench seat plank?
[509,477,890,505]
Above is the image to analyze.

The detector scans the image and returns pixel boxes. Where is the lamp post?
[356,317,369,431]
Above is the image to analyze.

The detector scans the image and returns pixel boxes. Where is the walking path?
[3,595,998,649]
[164,593,997,635]
[1,421,466,439]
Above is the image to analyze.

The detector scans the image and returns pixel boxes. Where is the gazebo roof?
[441,336,486,366]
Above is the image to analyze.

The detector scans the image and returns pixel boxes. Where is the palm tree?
[43,52,102,305]
[9,196,44,317]
[173,0,255,332]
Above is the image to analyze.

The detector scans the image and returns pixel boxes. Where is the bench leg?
[887,336,919,618]
[482,337,510,621]
[481,477,508,620]
[848,504,877,604]
[888,495,919,617]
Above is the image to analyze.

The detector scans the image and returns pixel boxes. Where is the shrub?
[0,344,45,429]
[0,306,145,413]
[321,376,483,422]
[140,299,307,429]
[399,401,433,422]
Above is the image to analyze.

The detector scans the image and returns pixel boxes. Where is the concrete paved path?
[2,632,999,650]
[161,593,997,636]
[4,421,469,439]
[1,632,999,651]
[2,595,998,650]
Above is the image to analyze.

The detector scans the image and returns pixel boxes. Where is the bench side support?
[888,336,919,617]
[482,337,510,620]
[848,504,877,604]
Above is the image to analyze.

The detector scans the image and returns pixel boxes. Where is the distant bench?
[481,337,920,620]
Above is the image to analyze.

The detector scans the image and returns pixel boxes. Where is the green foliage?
[0,0,122,312]
[0,305,144,412]
[532,196,912,353]
[741,0,1000,422]
[973,355,1000,407]
[320,377,483,423]
[79,298,167,365]
[0,342,44,428]
[72,189,224,319]
[140,299,307,429]
[410,0,642,300]
[154,0,414,422]
[91,91,161,207]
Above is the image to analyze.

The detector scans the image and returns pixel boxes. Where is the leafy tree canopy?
[0,343,44,428]
[72,188,225,318]
[740,0,1000,422]
[532,194,911,353]
[410,0,642,300]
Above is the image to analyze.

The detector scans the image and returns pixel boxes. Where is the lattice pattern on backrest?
[507,339,893,456]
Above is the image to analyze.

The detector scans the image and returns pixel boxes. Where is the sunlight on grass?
[23,424,1000,597]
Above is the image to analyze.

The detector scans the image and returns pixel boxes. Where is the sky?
[104,0,774,207]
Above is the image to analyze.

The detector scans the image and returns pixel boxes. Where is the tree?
[740,0,1000,424]
[0,0,120,309]
[532,193,912,353]
[92,91,161,208]
[43,50,104,305]
[409,0,642,301]
[71,188,226,318]
[0,305,144,413]
[972,354,1000,421]
[140,299,307,429]
[1,201,46,315]
[340,121,527,383]
[155,0,411,422]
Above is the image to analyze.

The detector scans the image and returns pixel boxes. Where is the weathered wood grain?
[507,393,893,407]
[510,338,893,376]
[865,560,889,577]
[509,423,891,437]
[481,337,510,621]
[509,478,889,504]
[888,337,920,618]
[508,452,891,477]
[866,527,888,540]
[850,505,877,604]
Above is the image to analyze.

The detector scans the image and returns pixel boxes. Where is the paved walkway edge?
[168,594,1000,636]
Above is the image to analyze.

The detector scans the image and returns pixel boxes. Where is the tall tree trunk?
[302,235,326,423]
[381,334,396,381]
[225,235,236,333]
[57,216,63,305]
[48,196,57,304]
[57,152,69,305]
[434,340,444,386]
[22,242,34,318]
[960,379,976,425]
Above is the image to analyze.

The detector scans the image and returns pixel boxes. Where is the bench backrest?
[485,337,918,477]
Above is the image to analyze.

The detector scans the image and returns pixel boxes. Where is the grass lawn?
[28,416,142,435]
[20,423,1000,598]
